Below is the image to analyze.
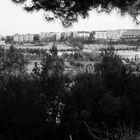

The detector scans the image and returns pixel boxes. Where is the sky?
[0,0,140,35]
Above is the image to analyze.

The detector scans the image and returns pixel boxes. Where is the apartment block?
[94,31,108,40]
[73,31,90,39]
[121,29,140,41]
[107,30,123,41]
[13,34,34,43]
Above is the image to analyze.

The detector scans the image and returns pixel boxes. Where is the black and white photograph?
[0,0,140,139]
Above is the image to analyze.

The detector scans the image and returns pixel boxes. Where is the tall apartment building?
[23,34,29,42]
[55,32,61,41]
[28,34,34,42]
[13,34,34,43]
[13,34,20,42]
[44,32,56,41]
[94,31,108,40]
[61,32,71,40]
[40,32,46,41]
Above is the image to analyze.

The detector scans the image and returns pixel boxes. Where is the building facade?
[121,29,140,41]
[13,34,34,43]
[107,30,124,41]
[94,31,108,40]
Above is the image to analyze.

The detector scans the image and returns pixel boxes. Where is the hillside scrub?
[0,46,140,139]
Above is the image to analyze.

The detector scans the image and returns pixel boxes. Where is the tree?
[60,49,140,139]
[33,34,40,42]
[0,47,48,139]
[0,45,28,75]
[68,40,84,52]
[94,50,140,122]
[33,44,65,125]
[11,0,140,27]
[5,36,13,44]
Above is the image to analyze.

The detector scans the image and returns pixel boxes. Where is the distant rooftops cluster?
[11,29,140,43]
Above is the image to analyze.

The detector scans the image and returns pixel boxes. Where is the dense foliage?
[1,45,140,139]
[11,0,140,27]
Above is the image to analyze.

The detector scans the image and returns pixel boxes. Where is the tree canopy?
[11,0,140,27]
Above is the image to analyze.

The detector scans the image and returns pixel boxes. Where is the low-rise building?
[107,30,124,41]
[73,31,90,39]
[121,29,140,41]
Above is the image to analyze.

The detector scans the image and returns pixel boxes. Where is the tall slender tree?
[33,44,65,125]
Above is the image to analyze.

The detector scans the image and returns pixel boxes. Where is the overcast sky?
[0,0,140,35]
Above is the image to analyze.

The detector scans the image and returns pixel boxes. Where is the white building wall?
[23,34,29,42]
[72,32,78,38]
[107,30,121,40]
[55,32,61,41]
[19,35,24,42]
[77,32,90,38]
[28,34,34,42]
[94,31,108,39]
[40,32,46,41]
[13,34,20,42]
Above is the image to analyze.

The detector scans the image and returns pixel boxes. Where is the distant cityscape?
[12,29,140,43]
[0,29,139,44]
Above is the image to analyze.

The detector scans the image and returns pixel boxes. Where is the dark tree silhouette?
[5,36,13,44]
[11,0,140,27]
[0,45,28,75]
[33,34,40,42]
[32,44,65,125]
